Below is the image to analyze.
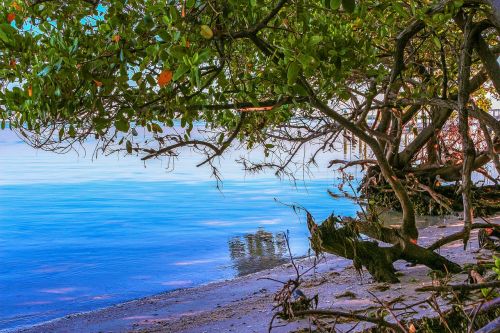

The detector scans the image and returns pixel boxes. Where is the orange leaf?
[11,2,21,11]
[7,12,15,23]
[27,86,32,97]
[157,70,173,87]
[185,40,190,48]
[93,80,103,87]
[181,0,186,17]
[410,238,417,245]
[112,35,120,43]
[9,59,16,68]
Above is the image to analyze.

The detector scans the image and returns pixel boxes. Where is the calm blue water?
[0,130,360,330]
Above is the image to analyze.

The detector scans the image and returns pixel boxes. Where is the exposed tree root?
[415,280,500,292]
[364,184,500,216]
[428,222,500,250]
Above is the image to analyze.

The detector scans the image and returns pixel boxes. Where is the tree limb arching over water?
[1,0,499,287]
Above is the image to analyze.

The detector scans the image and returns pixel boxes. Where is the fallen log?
[307,214,461,283]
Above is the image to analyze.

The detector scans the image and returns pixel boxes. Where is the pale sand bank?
[8,215,499,333]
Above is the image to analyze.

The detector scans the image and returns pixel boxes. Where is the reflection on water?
[379,211,456,229]
[228,229,288,276]
[226,212,452,278]
[0,130,365,330]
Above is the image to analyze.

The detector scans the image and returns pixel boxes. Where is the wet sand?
[7,215,499,333]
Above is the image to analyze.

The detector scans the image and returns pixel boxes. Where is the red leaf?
[7,12,15,23]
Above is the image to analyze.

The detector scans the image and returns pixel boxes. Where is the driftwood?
[415,281,500,292]
[292,309,403,332]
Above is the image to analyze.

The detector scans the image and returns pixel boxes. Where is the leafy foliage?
[0,0,498,212]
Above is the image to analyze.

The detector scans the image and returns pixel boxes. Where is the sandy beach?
[7,215,498,333]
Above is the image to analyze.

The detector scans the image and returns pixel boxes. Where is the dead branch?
[415,281,500,292]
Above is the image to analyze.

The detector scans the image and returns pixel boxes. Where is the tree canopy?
[1,0,499,282]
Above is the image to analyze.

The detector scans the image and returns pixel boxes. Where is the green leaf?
[330,0,341,10]
[218,133,224,144]
[342,0,355,13]
[169,45,187,59]
[151,123,163,133]
[69,38,78,54]
[162,15,171,25]
[126,140,132,154]
[115,118,130,132]
[173,63,190,81]
[432,35,441,48]
[310,35,323,45]
[169,6,179,23]
[392,3,406,17]
[287,62,300,86]
[132,72,142,81]
[68,125,76,138]
[197,49,211,63]
[0,26,10,43]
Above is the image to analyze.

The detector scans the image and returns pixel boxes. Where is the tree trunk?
[457,13,476,247]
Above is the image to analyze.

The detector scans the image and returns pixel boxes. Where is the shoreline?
[6,215,499,333]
